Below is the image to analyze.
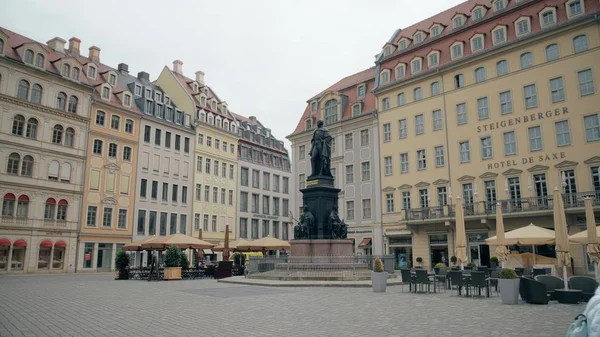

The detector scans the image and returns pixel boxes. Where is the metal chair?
[400,268,414,293]
[415,269,432,293]
[448,271,466,296]
[435,269,447,292]
[470,271,488,297]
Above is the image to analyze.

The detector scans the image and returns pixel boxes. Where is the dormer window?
[155,92,162,102]
[492,25,507,45]
[192,83,199,92]
[453,15,465,29]
[211,101,216,111]
[493,0,506,12]
[427,51,440,67]
[413,32,424,44]
[165,96,170,105]
[200,95,206,106]
[324,99,338,125]
[24,50,34,64]
[109,73,117,86]
[411,58,422,74]
[566,0,583,19]
[398,38,408,50]
[101,86,110,100]
[540,7,557,27]
[62,64,71,77]
[380,69,390,84]
[124,94,132,107]
[0,39,4,55]
[145,89,151,98]
[430,25,442,37]
[34,54,44,68]
[470,34,485,53]
[472,7,484,21]
[88,65,96,79]
[357,84,366,98]
[451,42,464,59]
[134,85,141,96]
[395,63,406,79]
[305,118,313,130]
[71,67,80,81]
[515,17,531,37]
[311,101,317,112]
[208,114,214,125]
[352,104,361,117]
[384,46,391,56]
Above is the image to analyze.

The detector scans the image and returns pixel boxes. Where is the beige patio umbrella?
[122,236,156,251]
[569,196,600,281]
[454,196,468,269]
[494,202,510,267]
[140,233,215,251]
[236,236,290,251]
[213,238,251,252]
[485,223,555,246]
[553,187,570,289]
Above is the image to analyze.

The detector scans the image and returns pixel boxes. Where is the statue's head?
[317,120,324,128]
[303,205,309,211]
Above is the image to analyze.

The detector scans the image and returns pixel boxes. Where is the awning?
[0,238,11,247]
[203,249,214,254]
[39,239,53,248]
[13,239,27,247]
[358,238,372,248]
[54,240,67,248]
[386,230,412,236]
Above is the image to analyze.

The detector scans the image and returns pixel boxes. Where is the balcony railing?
[405,206,445,220]
[1,216,32,227]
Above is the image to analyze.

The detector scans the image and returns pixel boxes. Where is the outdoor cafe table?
[446,271,493,297]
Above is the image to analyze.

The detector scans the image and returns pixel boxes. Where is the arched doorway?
[53,240,66,270]
[38,239,52,269]
[12,239,26,270]
[0,238,10,270]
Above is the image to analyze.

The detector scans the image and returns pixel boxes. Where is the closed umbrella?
[553,187,570,289]
[454,196,468,269]
[223,225,230,262]
[494,202,510,267]
[570,196,600,282]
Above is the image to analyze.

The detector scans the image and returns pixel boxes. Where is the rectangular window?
[160,212,167,235]
[261,220,270,237]
[184,137,190,153]
[170,214,177,235]
[220,188,226,205]
[399,119,407,139]
[457,103,467,125]
[578,69,595,96]
[137,210,146,235]
[117,209,127,229]
[213,187,218,203]
[154,129,162,145]
[283,177,289,194]
[345,133,353,150]
[524,84,538,109]
[362,199,372,219]
[550,77,565,103]
[151,181,158,199]
[584,114,600,142]
[397,93,406,106]
[435,146,444,167]
[195,184,202,201]
[345,165,354,183]
[140,179,147,198]
[419,189,429,208]
[384,156,392,175]
[504,131,517,155]
[386,193,395,213]
[481,136,492,159]
[102,207,113,228]
[437,187,447,206]
[252,170,260,188]
[402,191,411,210]
[432,110,442,131]
[165,132,171,148]
[360,129,369,146]
[477,97,489,120]
[162,183,168,201]
[345,201,355,220]
[415,114,424,135]
[499,91,513,115]
[143,125,151,143]
[182,186,188,204]
[382,98,390,111]
[172,184,178,202]
[528,126,543,151]
[175,135,181,151]
[400,153,409,173]
[459,141,471,163]
[417,150,426,170]
[555,120,571,147]
[263,172,270,190]
[361,162,371,181]
[86,206,97,227]
[299,174,306,189]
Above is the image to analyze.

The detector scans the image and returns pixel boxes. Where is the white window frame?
[384,156,392,176]
[539,7,557,28]
[470,34,485,53]
[395,63,406,79]
[528,126,543,152]
[492,26,507,45]
[430,24,442,38]
[481,136,493,159]
[451,42,464,60]
[578,69,595,96]
[493,0,506,12]
[400,153,409,173]
[566,0,585,19]
[555,120,571,147]
[471,6,486,21]
[427,50,440,68]
[413,32,424,44]
[504,131,517,155]
[515,17,531,37]
[380,69,391,84]
[550,77,565,103]
[453,14,465,29]
[398,38,409,50]
[411,58,422,74]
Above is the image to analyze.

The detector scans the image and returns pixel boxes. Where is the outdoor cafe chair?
[470,271,489,297]
[415,269,433,293]
[448,271,466,297]
[400,268,415,293]
[535,275,564,300]
[435,269,447,292]
[569,276,598,302]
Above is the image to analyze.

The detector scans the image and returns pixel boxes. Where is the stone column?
[49,246,54,271]
[110,243,117,271]
[92,242,99,270]
[7,245,13,272]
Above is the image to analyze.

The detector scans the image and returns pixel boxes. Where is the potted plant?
[450,256,457,267]
[114,251,129,280]
[490,257,499,269]
[498,268,519,304]
[371,257,387,293]
[465,262,476,270]
[164,246,182,280]
[415,257,423,269]
[434,262,446,274]
[180,250,190,270]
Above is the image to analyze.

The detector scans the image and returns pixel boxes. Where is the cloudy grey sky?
[1,0,463,149]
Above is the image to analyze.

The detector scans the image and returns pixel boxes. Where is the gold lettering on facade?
[477,106,569,133]
[487,152,566,170]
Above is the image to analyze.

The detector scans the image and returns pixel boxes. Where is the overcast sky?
[1,0,463,150]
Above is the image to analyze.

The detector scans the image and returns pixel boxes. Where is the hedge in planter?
[371,257,387,293]
[115,251,130,280]
[164,246,183,280]
[498,268,519,305]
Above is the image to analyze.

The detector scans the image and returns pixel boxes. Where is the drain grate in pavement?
[179,286,299,298]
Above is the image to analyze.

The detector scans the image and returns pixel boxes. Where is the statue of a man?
[309,120,332,177]
[299,205,315,237]
[329,205,348,239]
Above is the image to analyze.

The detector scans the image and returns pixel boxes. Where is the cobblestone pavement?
[0,273,585,337]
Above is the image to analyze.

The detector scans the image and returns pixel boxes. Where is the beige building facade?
[375,0,600,273]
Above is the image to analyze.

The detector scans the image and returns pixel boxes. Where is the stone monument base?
[290,239,354,258]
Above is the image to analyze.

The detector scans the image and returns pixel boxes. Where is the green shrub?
[373,258,384,272]
[232,252,246,266]
[434,263,447,270]
[416,257,423,264]
[115,251,129,270]
[490,256,499,263]
[450,256,457,264]
[165,246,182,268]
[467,262,476,268]
[498,268,518,279]
[180,251,189,269]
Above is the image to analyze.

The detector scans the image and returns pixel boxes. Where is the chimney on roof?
[68,37,81,55]
[195,71,205,85]
[137,71,150,81]
[89,46,101,62]
[118,63,129,74]
[173,60,183,75]
[46,37,66,53]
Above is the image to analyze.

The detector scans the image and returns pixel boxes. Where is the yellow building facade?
[375,0,600,273]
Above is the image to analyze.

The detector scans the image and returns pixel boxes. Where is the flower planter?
[498,278,520,304]
[164,267,182,280]
[116,269,129,280]
[371,271,388,293]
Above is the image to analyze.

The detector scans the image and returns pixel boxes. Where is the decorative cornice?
[479,172,498,179]
[432,179,449,186]
[527,164,549,173]
[398,184,412,190]
[584,156,600,165]
[382,186,396,192]
[0,93,90,123]
[555,160,578,169]
[415,181,430,188]
[0,138,86,160]
[101,197,118,205]
[502,168,523,176]
[457,175,475,182]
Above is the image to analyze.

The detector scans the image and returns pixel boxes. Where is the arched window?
[573,35,588,53]
[26,118,38,139]
[324,99,338,125]
[30,84,42,104]
[16,195,29,218]
[44,198,56,219]
[496,60,509,76]
[67,96,78,113]
[35,54,44,68]
[24,50,34,64]
[62,64,70,77]
[208,115,214,124]
[60,163,71,182]
[17,80,29,100]
[56,92,67,110]
[520,52,533,69]
[52,125,63,144]
[545,44,559,61]
[21,155,33,177]
[1,193,16,216]
[48,161,59,180]
[57,199,68,220]
[7,153,20,174]
[71,67,79,80]
[12,115,25,135]
[64,128,74,147]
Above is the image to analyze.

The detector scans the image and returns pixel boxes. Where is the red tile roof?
[379,0,600,84]
[171,71,233,121]
[290,67,376,136]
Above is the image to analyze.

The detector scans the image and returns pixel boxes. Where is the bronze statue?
[329,205,348,239]
[309,120,332,177]
[294,205,314,239]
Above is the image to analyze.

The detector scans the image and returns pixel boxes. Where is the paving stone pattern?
[0,273,586,337]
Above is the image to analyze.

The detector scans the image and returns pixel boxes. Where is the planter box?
[499,278,520,304]
[164,267,182,280]
[115,269,129,280]
[372,271,388,293]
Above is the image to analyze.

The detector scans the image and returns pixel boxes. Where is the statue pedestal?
[301,176,340,240]
[290,239,354,260]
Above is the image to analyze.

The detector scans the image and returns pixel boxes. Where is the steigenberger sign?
[476,106,569,133]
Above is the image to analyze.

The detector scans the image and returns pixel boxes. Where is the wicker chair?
[521,277,550,304]
[569,276,598,302]
[535,275,564,300]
